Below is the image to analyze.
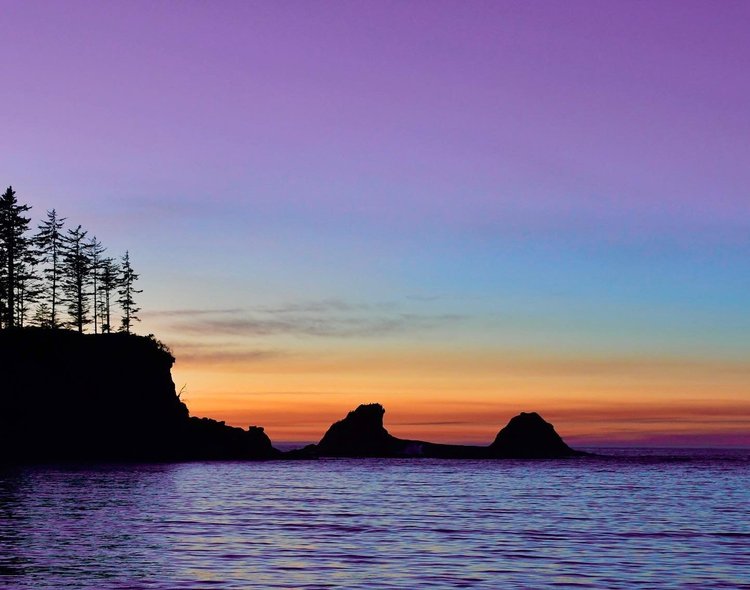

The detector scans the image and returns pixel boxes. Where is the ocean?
[1,449,748,589]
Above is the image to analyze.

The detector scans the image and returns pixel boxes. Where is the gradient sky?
[2,1,749,446]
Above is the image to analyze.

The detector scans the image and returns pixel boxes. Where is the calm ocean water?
[1,449,748,589]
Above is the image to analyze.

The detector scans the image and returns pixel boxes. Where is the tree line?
[0,185,142,333]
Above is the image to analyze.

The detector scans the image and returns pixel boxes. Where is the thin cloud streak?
[143,308,244,318]
[145,298,402,320]
[177,349,285,365]
[170,311,466,339]
[253,298,398,315]
[394,421,472,427]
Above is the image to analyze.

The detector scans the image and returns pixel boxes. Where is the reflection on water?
[1,450,749,589]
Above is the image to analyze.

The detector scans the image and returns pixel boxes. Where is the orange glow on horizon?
[169,346,750,447]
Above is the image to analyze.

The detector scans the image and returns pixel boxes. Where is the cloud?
[177,348,284,364]
[252,298,391,314]
[143,308,244,318]
[174,313,463,338]
[157,298,465,339]
[406,294,442,302]
[163,337,287,366]
[393,421,472,426]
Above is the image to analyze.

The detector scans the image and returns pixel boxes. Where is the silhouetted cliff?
[294,403,582,459]
[0,329,279,462]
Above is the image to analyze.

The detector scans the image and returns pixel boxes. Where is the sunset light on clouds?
[2,1,749,446]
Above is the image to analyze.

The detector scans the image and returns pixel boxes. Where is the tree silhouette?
[36,209,66,328]
[32,301,52,328]
[13,247,40,327]
[0,246,5,327]
[0,186,33,329]
[61,225,91,333]
[87,236,105,334]
[1,185,148,334]
[118,251,141,334]
[97,257,120,334]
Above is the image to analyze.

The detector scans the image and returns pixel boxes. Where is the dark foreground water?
[1,449,749,589]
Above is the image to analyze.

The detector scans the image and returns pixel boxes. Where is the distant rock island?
[1,329,585,463]
[291,403,582,459]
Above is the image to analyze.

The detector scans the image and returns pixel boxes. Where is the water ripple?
[1,449,749,589]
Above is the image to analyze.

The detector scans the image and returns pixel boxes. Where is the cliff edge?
[0,329,279,462]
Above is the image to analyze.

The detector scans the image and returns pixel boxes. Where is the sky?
[1,0,749,446]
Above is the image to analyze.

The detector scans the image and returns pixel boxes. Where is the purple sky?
[4,1,749,224]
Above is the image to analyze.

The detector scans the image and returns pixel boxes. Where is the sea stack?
[302,403,583,459]
[316,403,403,456]
[489,411,576,458]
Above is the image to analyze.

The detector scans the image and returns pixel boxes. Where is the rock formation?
[1,328,584,463]
[315,403,404,456]
[489,411,575,458]
[0,328,279,462]
[298,403,582,459]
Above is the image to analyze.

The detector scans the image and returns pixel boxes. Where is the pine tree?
[0,245,6,329]
[36,209,66,328]
[32,302,52,328]
[14,251,40,327]
[0,186,33,329]
[87,236,105,334]
[14,228,42,327]
[117,251,142,334]
[61,225,91,332]
[97,257,120,334]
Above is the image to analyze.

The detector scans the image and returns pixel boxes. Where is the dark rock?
[0,328,279,462]
[180,419,278,460]
[316,403,404,457]
[489,411,578,458]
[302,403,582,459]
[1,328,584,463]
